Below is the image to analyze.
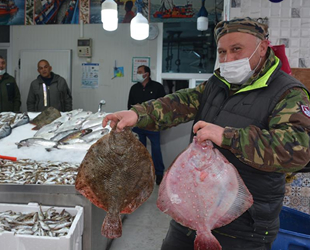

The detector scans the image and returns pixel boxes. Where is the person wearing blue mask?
[0,56,21,112]
[103,17,310,249]
[128,65,166,185]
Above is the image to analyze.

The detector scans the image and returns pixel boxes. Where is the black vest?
[193,67,307,242]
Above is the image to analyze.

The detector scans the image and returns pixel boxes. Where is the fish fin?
[194,231,222,250]
[101,212,122,239]
[32,126,40,130]
[45,145,59,152]
[213,172,253,229]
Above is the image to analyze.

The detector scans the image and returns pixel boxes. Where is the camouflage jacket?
[131,49,310,173]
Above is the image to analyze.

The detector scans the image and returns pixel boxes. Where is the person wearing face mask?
[0,56,21,113]
[27,59,72,112]
[103,17,310,249]
[128,65,166,185]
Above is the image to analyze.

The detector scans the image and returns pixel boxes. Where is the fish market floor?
[107,185,171,250]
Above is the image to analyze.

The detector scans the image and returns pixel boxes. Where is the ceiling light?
[197,0,208,31]
[101,0,118,31]
[130,13,149,40]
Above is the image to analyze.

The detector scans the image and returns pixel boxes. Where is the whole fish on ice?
[157,138,253,250]
[31,107,61,130]
[16,138,58,149]
[0,123,12,139]
[10,112,30,128]
[75,127,155,238]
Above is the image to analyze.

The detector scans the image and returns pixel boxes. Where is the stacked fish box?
[0,203,83,250]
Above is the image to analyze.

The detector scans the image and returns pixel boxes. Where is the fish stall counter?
[0,111,112,250]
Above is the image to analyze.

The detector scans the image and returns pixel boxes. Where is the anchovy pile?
[0,159,79,185]
[0,206,75,237]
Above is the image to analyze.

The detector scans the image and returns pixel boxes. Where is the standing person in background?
[27,59,72,112]
[0,56,21,112]
[128,65,166,185]
[122,0,135,23]
[104,18,310,249]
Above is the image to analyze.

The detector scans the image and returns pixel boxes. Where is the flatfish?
[157,138,253,250]
[75,127,155,238]
[31,107,61,130]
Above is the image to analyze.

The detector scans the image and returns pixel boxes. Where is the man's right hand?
[102,110,138,132]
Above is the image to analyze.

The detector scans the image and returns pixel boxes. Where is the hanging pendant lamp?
[101,0,118,31]
[130,0,149,40]
[130,13,149,40]
[197,0,208,31]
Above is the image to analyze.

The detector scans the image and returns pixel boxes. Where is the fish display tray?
[271,206,310,250]
[0,203,83,250]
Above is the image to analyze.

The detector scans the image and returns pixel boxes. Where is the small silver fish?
[16,138,58,149]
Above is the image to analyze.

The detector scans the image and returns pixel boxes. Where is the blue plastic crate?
[271,206,310,250]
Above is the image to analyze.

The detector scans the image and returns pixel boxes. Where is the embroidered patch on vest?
[301,105,310,118]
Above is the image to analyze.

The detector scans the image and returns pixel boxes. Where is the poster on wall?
[0,0,222,26]
[34,0,80,25]
[81,63,99,89]
[90,0,148,24]
[0,0,25,25]
[0,0,81,25]
[132,57,150,82]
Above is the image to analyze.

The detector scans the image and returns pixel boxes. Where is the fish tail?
[194,231,222,250]
[101,213,122,239]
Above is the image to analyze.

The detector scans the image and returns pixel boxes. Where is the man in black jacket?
[27,59,72,112]
[128,65,166,185]
[0,56,21,112]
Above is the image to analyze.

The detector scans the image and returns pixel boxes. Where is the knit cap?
[214,17,269,43]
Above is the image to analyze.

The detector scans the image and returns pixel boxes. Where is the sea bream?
[0,123,12,139]
[10,112,30,128]
[157,138,253,250]
[75,127,155,238]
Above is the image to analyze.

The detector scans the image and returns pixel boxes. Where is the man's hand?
[193,121,224,146]
[102,110,138,132]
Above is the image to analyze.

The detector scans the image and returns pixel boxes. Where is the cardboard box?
[0,203,83,250]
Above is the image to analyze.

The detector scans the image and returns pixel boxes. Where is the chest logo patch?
[301,105,310,118]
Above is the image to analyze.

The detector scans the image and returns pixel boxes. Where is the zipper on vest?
[211,87,232,123]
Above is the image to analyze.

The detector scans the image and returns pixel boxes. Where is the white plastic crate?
[0,202,83,250]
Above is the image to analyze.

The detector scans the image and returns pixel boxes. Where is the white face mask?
[219,42,261,84]
[0,69,5,75]
[136,73,146,82]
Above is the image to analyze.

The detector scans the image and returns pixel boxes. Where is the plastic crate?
[271,206,310,250]
[0,202,83,250]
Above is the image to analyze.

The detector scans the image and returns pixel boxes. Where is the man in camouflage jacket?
[103,18,310,250]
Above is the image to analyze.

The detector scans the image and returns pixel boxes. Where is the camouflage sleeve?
[131,82,206,131]
[221,88,310,173]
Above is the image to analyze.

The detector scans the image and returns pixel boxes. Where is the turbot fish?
[157,138,253,250]
[75,127,155,238]
[31,107,61,130]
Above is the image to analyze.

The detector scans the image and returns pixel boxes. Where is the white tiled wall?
[229,0,310,68]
